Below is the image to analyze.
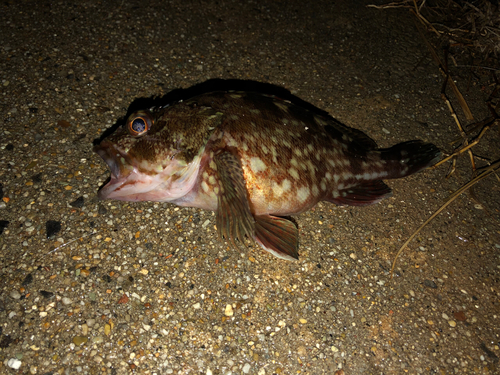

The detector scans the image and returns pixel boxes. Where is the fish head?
[94,108,204,202]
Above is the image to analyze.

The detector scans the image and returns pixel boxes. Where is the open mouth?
[93,142,135,199]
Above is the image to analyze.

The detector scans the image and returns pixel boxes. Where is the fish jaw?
[94,141,202,203]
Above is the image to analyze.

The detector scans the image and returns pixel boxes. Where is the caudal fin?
[379,140,441,179]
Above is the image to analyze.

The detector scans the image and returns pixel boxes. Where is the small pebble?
[70,196,84,208]
[423,279,437,289]
[243,363,251,373]
[448,320,456,327]
[0,220,8,233]
[7,358,22,369]
[46,220,61,238]
[224,304,233,317]
[22,273,33,286]
[9,290,21,300]
[73,336,88,346]
[62,297,72,305]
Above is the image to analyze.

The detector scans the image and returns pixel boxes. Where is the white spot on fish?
[283,118,289,125]
[294,149,303,157]
[208,175,216,185]
[282,179,291,192]
[272,179,292,198]
[261,144,269,154]
[314,115,327,126]
[332,190,340,198]
[312,184,319,196]
[201,181,209,193]
[342,172,352,181]
[229,93,242,99]
[289,168,300,180]
[250,157,267,173]
[250,109,261,115]
[230,114,239,120]
[271,145,278,164]
[320,180,327,191]
[274,102,289,112]
[297,186,310,203]
[290,157,299,168]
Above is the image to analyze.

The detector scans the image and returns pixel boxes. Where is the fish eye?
[126,112,153,137]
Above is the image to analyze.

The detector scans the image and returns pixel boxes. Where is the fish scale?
[94,90,441,260]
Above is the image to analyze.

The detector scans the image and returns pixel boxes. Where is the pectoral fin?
[214,151,255,248]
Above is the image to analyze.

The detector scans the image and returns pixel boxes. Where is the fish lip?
[93,142,135,199]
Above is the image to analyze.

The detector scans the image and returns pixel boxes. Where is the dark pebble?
[480,342,499,362]
[166,281,172,288]
[0,335,14,349]
[70,196,84,208]
[423,279,437,289]
[32,173,43,184]
[21,273,33,286]
[103,275,112,283]
[0,221,9,235]
[46,220,62,238]
[98,205,108,215]
[40,290,54,299]
[5,144,14,151]
[28,107,38,113]
[0,183,3,198]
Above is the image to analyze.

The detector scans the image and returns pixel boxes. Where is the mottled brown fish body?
[95,91,441,260]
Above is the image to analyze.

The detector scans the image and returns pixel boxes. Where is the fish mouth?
[93,142,136,200]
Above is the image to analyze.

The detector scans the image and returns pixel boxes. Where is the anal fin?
[254,215,299,261]
[327,180,392,206]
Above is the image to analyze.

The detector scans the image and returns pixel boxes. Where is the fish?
[94,90,441,260]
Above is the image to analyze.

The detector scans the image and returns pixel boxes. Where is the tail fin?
[379,140,441,179]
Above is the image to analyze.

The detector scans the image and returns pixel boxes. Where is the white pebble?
[243,363,251,373]
[10,290,21,300]
[224,304,233,317]
[62,297,72,305]
[8,358,22,370]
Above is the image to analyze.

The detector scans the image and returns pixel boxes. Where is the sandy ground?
[1,0,499,374]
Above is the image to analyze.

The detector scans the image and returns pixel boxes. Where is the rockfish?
[94,91,441,260]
